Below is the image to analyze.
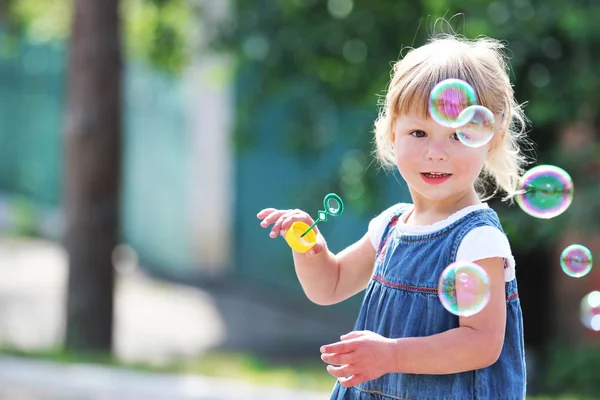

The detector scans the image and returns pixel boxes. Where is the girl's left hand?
[320,330,396,387]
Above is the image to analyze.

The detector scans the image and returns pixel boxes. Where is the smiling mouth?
[421,172,452,178]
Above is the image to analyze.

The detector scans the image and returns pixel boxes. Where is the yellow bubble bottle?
[285,221,317,253]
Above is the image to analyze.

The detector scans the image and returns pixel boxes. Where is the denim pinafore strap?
[329,205,526,400]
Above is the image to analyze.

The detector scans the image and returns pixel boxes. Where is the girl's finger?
[338,374,366,388]
[321,352,354,366]
[260,210,288,228]
[306,242,323,256]
[320,338,359,354]
[340,331,365,340]
[257,208,277,219]
[270,211,298,238]
[280,212,310,235]
[326,364,356,379]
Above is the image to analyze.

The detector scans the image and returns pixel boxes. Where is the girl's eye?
[410,130,427,138]
[451,132,460,141]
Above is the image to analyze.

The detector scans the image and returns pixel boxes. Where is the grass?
[179,352,335,391]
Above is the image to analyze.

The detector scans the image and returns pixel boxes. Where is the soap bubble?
[560,244,593,278]
[455,105,495,148]
[326,197,341,214]
[581,291,600,331]
[515,165,574,219]
[438,261,491,317]
[429,79,477,128]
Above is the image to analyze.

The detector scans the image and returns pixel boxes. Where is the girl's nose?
[425,142,449,161]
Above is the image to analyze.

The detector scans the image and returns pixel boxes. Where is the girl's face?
[393,113,490,205]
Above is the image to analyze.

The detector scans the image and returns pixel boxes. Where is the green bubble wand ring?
[300,193,345,237]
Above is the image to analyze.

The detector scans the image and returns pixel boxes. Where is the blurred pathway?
[0,237,338,399]
[0,356,328,400]
[0,237,226,364]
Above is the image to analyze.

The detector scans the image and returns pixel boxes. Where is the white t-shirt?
[368,203,516,282]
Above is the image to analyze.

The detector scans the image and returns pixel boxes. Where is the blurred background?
[0,0,599,398]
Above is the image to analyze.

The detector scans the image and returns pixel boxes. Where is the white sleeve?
[456,226,516,282]
[368,204,408,249]
[368,209,392,249]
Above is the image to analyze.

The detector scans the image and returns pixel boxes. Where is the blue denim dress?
[329,205,526,400]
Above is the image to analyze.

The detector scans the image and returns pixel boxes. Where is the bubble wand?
[284,193,344,253]
[300,193,344,237]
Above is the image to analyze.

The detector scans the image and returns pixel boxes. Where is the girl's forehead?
[397,113,426,123]
[394,114,453,132]
[395,110,435,124]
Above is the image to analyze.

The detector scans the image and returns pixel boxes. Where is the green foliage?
[542,345,600,398]
[216,0,600,248]
[0,0,70,42]
[214,0,431,213]
[0,0,194,74]
[123,0,193,74]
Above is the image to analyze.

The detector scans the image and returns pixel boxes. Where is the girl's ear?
[488,129,506,156]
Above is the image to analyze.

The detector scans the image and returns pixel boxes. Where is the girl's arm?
[258,208,377,306]
[320,257,507,387]
[293,232,376,305]
[390,257,507,374]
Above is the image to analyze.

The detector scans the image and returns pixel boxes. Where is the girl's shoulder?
[455,207,516,282]
[367,203,412,249]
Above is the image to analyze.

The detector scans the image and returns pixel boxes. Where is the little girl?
[258,35,528,400]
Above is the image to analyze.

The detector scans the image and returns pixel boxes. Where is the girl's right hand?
[256,208,326,255]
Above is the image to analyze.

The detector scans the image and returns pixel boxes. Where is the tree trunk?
[63,0,122,352]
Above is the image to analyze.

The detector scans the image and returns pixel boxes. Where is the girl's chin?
[410,185,457,201]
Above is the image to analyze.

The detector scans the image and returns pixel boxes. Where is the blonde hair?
[373,35,530,201]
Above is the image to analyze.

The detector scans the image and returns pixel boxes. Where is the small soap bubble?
[455,105,495,148]
[327,197,341,214]
[429,79,477,128]
[580,291,600,331]
[515,165,574,219]
[560,244,593,278]
[438,261,491,317]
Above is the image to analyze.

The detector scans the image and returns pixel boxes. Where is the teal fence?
[0,38,63,205]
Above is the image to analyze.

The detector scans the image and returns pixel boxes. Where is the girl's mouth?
[421,172,452,184]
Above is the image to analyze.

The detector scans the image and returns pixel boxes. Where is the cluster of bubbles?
[429,79,495,148]
[516,165,596,330]
[581,291,600,331]
[430,80,596,325]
